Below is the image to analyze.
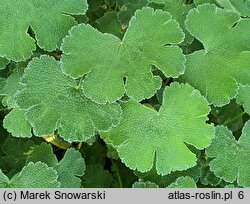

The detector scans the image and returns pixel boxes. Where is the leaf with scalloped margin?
[26,143,85,187]
[14,55,121,142]
[236,85,250,115]
[0,68,32,138]
[101,82,214,175]
[0,69,23,108]
[3,108,32,138]
[206,122,250,187]
[162,0,194,44]
[0,0,88,61]
[135,162,201,187]
[1,138,36,176]
[0,162,60,188]
[168,176,197,188]
[62,7,185,104]
[216,0,250,16]
[181,4,250,106]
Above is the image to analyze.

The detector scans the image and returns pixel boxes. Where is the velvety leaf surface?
[168,176,197,188]
[15,55,121,142]
[3,108,32,138]
[216,0,250,16]
[182,4,250,106]
[206,122,250,187]
[101,82,214,175]
[1,162,60,188]
[27,143,85,187]
[163,0,194,43]
[0,0,88,61]
[236,85,250,115]
[62,7,185,103]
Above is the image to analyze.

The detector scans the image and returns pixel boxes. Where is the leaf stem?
[111,160,123,188]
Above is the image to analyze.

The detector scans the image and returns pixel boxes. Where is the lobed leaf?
[168,176,197,188]
[14,55,121,142]
[0,162,60,188]
[101,82,214,175]
[62,7,185,104]
[206,122,250,187]
[236,85,250,115]
[0,0,88,61]
[182,4,250,106]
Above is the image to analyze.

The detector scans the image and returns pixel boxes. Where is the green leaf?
[236,85,250,115]
[0,0,88,61]
[148,0,165,4]
[101,82,214,175]
[199,157,222,186]
[27,143,85,188]
[82,164,112,187]
[206,122,250,187]
[216,0,250,16]
[88,0,103,11]
[62,7,185,104]
[55,148,86,187]
[1,138,36,176]
[194,0,218,5]
[0,68,24,108]
[3,108,32,138]
[163,0,194,44]
[182,4,250,106]
[9,162,60,188]
[81,138,107,165]
[209,100,245,132]
[15,55,121,142]
[135,151,201,187]
[132,181,159,188]
[168,176,197,188]
[0,58,9,70]
[118,0,148,25]
[111,159,138,187]
[0,170,9,188]
[26,143,58,167]
[95,12,123,38]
